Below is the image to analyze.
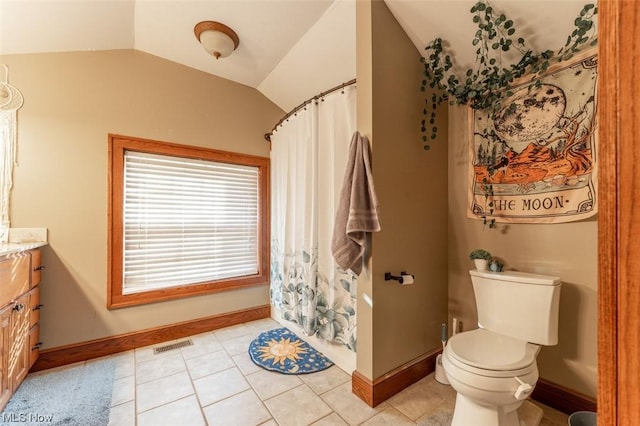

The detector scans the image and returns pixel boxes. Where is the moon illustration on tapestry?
[469,51,598,224]
[494,84,566,143]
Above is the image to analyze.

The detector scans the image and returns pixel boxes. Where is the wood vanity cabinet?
[0,249,43,411]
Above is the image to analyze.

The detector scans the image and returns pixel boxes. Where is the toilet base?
[451,393,521,426]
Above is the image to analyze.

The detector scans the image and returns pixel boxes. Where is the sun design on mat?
[257,337,307,365]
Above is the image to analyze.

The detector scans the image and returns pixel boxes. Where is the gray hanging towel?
[331,131,381,276]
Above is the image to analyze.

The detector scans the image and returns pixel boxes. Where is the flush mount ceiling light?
[194,21,240,60]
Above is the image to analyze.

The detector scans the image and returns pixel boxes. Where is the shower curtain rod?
[264,78,356,142]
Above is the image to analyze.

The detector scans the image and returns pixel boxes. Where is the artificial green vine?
[419,1,598,150]
[480,178,496,229]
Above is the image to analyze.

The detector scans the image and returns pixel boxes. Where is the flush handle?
[513,376,533,400]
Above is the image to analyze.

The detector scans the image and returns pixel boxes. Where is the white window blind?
[122,150,259,294]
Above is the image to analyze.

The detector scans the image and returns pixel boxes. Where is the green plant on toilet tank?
[470,249,492,270]
[470,249,492,260]
[419,0,598,150]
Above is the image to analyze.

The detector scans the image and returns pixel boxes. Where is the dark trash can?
[568,411,596,426]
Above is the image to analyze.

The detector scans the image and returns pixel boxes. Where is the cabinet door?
[29,249,43,288]
[27,286,41,328]
[8,294,30,391]
[28,324,40,369]
[0,305,12,410]
[0,253,29,307]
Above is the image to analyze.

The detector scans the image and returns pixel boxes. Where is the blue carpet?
[249,327,333,374]
[1,359,115,426]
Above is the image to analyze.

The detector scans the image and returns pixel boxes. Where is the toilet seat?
[445,329,539,378]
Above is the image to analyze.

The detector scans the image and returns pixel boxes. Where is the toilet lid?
[447,328,538,371]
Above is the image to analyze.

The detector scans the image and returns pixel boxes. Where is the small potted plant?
[469,249,492,271]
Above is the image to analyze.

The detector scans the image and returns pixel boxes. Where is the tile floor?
[60,318,570,425]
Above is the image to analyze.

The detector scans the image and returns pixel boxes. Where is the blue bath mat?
[248,327,333,374]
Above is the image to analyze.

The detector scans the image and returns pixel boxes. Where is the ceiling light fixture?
[194,21,239,60]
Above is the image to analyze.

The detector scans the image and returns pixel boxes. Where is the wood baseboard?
[352,348,440,407]
[532,378,597,415]
[31,304,270,372]
[350,350,595,416]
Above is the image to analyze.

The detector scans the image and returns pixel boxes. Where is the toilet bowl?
[443,269,562,426]
[443,328,540,426]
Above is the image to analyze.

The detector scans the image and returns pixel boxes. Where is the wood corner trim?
[352,348,441,407]
[31,304,270,372]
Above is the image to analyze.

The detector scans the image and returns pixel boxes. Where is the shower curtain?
[270,85,358,351]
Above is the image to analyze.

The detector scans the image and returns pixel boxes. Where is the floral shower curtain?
[270,85,358,351]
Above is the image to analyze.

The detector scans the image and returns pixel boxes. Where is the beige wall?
[356,0,449,380]
[355,0,374,379]
[2,8,596,399]
[447,105,598,397]
[1,50,283,349]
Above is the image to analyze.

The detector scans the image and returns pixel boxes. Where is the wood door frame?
[598,1,640,424]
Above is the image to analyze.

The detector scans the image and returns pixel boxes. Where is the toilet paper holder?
[384,271,414,284]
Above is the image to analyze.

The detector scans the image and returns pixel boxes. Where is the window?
[108,134,269,308]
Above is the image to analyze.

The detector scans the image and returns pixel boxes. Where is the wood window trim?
[107,134,270,309]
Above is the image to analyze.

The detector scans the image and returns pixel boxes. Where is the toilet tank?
[470,269,562,345]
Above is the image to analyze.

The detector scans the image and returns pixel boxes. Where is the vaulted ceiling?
[0,0,593,112]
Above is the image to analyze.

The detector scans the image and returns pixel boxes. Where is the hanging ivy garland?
[419,0,598,150]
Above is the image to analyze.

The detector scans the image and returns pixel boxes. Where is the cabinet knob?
[33,304,44,311]
[12,303,25,312]
[32,342,43,350]
[33,265,45,271]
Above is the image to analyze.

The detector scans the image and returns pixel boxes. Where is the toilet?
[443,269,561,426]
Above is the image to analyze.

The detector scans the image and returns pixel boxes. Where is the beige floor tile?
[417,376,457,403]
[203,389,272,426]
[193,367,250,407]
[180,332,224,360]
[245,318,280,335]
[415,408,452,426]
[214,323,252,341]
[222,333,257,356]
[138,395,206,426]
[246,368,303,400]
[233,352,262,375]
[518,400,544,425]
[264,384,333,426]
[136,352,186,384]
[299,365,351,395]
[111,351,135,379]
[111,375,135,407]
[136,371,194,413]
[320,382,388,425]
[386,379,450,421]
[539,401,570,426]
[311,412,349,425]
[40,320,577,426]
[361,407,416,425]
[185,349,235,380]
[108,400,135,426]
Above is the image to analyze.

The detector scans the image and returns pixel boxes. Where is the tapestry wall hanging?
[468,49,598,224]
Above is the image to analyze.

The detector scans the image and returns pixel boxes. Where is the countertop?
[0,242,48,256]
